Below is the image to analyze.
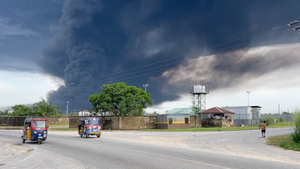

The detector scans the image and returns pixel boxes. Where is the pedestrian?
[259,121,266,138]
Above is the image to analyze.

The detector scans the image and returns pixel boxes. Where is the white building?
[222,106,261,126]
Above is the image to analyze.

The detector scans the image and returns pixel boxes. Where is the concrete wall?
[190,115,201,127]
[0,116,69,126]
[1,115,202,129]
[69,116,157,130]
[201,119,234,127]
[120,116,157,130]
[0,116,26,126]
[44,117,69,125]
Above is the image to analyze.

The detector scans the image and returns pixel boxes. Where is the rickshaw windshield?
[33,121,46,128]
[84,119,99,125]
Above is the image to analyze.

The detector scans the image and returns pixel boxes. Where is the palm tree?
[32,98,62,116]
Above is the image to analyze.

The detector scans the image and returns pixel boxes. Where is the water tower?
[190,81,209,111]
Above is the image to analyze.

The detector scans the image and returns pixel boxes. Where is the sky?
[0,0,300,114]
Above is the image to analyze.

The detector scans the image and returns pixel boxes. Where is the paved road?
[0,127,299,169]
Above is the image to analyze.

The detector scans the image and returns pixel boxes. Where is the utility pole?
[66,101,69,116]
[143,84,149,92]
[143,84,149,115]
[246,91,250,107]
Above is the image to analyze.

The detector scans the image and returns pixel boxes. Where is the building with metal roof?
[200,107,235,127]
[222,106,261,126]
[166,108,196,115]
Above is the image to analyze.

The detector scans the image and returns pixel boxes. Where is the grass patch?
[48,127,77,131]
[140,122,295,132]
[268,122,295,128]
[49,124,69,128]
[13,143,22,146]
[140,126,259,132]
[45,122,294,132]
[27,149,34,153]
[267,134,300,152]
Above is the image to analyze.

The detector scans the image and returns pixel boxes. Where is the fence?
[233,113,294,126]
[0,116,26,126]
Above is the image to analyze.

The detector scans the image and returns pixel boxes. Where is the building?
[166,108,195,115]
[157,114,190,129]
[201,107,235,127]
[222,106,261,126]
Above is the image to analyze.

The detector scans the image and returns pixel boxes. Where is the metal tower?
[190,81,209,111]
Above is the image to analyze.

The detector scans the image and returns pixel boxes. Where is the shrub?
[291,109,300,143]
[279,117,285,123]
[261,116,274,126]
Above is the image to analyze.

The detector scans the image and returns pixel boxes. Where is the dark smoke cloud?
[38,0,300,111]
[40,0,106,111]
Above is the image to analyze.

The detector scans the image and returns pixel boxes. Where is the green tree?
[10,105,31,116]
[89,82,152,116]
[192,107,201,115]
[0,110,9,116]
[31,98,62,116]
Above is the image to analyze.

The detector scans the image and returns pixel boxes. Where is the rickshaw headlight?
[33,131,37,134]
[44,131,47,134]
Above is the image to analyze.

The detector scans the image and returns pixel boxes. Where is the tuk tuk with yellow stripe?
[21,118,48,145]
[78,117,102,138]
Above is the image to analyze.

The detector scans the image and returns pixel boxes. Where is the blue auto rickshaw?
[21,118,48,145]
[78,117,102,138]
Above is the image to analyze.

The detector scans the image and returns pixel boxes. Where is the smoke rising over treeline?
[38,0,300,112]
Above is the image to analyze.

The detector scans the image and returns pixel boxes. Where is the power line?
[0,21,298,98]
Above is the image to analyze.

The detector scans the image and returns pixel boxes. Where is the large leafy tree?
[31,98,62,116]
[10,105,31,116]
[89,82,152,116]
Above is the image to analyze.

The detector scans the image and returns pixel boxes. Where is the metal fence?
[0,116,26,126]
[233,113,294,126]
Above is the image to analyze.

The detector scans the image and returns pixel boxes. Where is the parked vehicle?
[78,117,102,138]
[21,118,48,145]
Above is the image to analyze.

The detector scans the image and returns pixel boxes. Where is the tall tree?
[0,110,9,116]
[32,98,62,116]
[89,82,152,116]
[10,105,31,116]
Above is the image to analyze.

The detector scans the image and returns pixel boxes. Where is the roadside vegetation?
[0,98,62,117]
[267,109,300,152]
[267,134,300,152]
[140,122,295,132]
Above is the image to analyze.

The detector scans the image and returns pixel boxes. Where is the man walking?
[259,121,266,138]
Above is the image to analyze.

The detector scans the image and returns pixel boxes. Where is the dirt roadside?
[0,140,32,167]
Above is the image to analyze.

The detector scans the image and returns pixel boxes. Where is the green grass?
[267,122,295,128]
[140,126,258,132]
[267,134,300,152]
[32,122,297,132]
[49,124,69,128]
[140,122,295,132]
[48,127,77,131]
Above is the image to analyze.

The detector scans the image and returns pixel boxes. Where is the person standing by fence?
[259,121,266,138]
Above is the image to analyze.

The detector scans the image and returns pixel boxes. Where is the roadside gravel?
[0,140,31,167]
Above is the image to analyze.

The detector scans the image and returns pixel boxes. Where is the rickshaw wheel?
[22,139,25,143]
[97,135,100,138]
[38,141,42,145]
[80,134,83,137]
[85,133,88,139]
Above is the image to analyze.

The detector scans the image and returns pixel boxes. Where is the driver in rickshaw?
[25,122,31,133]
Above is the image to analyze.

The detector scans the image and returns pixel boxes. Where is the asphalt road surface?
[0,127,299,169]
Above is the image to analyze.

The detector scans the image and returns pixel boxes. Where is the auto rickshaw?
[78,117,102,138]
[21,118,48,145]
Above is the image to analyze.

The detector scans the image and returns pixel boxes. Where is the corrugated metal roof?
[166,108,195,115]
[201,107,235,114]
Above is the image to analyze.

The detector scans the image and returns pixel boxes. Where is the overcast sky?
[0,0,300,114]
